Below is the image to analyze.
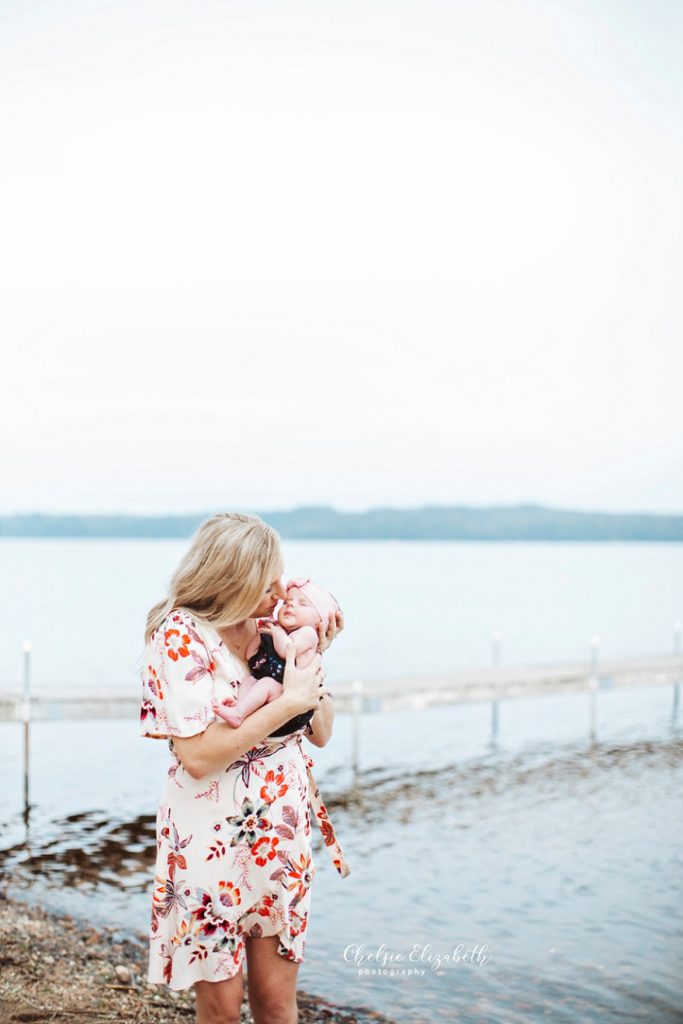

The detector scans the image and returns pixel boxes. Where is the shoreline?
[0,887,394,1024]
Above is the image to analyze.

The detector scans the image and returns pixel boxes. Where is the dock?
[1,652,681,721]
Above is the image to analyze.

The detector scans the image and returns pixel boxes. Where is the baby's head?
[277,577,340,633]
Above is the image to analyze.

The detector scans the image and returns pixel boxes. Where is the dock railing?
[3,632,682,817]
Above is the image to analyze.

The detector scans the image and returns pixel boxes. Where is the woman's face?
[250,558,287,618]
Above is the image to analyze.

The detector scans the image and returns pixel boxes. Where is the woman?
[140,512,348,1024]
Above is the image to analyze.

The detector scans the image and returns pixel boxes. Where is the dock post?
[589,634,600,742]
[22,639,32,821]
[673,621,681,721]
[491,631,501,740]
[351,679,363,775]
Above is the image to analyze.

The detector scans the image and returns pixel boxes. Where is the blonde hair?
[144,513,282,644]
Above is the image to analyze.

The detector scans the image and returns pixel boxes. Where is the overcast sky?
[1,0,681,516]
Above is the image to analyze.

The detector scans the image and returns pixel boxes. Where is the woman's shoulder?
[150,607,214,649]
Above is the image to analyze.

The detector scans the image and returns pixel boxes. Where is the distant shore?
[0,887,394,1024]
[1,503,682,540]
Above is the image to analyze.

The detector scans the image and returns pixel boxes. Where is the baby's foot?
[211,698,243,728]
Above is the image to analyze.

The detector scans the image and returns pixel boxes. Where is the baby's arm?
[259,622,290,653]
[270,624,319,664]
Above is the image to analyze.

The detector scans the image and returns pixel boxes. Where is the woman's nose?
[274,580,287,600]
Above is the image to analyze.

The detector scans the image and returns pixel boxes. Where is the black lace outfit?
[248,632,314,738]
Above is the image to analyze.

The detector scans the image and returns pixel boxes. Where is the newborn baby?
[211,577,341,738]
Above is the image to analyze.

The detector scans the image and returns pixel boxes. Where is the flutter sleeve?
[139,609,217,740]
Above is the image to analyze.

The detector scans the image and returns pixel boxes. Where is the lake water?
[1,539,682,692]
[1,539,682,1021]
[1,686,681,1022]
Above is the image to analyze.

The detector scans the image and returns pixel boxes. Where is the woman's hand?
[318,608,345,654]
[281,643,326,714]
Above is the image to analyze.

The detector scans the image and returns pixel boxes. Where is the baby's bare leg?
[211,676,256,722]
[212,677,283,728]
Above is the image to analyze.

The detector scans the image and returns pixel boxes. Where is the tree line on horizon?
[1,505,682,540]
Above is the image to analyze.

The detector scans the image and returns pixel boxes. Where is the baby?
[211,577,341,737]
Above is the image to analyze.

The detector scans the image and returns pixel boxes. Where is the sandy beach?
[0,887,394,1024]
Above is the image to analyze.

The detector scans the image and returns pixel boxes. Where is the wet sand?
[0,888,394,1024]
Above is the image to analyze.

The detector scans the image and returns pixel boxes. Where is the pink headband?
[285,576,341,630]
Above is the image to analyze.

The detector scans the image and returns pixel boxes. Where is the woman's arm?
[304,610,343,745]
[305,690,334,748]
[173,645,322,779]
[174,696,300,779]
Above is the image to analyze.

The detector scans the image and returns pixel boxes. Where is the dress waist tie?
[295,735,351,878]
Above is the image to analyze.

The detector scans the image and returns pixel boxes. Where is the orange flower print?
[147,665,164,699]
[316,804,337,847]
[318,817,336,847]
[230,939,244,969]
[217,880,241,910]
[286,852,314,904]
[172,917,199,948]
[260,770,288,804]
[167,822,193,880]
[251,835,280,866]
[289,907,308,938]
[257,893,279,918]
[165,628,191,661]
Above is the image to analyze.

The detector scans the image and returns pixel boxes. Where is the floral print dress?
[140,608,350,991]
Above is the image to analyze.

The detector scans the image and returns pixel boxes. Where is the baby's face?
[277,588,321,631]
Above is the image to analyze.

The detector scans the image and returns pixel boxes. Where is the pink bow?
[286,576,311,590]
